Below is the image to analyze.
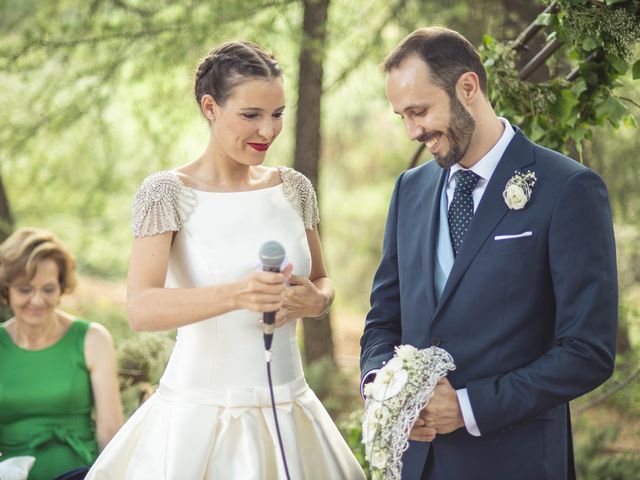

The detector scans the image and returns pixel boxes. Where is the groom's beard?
[428,95,476,169]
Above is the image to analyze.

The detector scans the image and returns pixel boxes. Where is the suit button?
[430,337,441,347]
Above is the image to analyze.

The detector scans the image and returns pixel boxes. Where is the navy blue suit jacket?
[360,129,618,480]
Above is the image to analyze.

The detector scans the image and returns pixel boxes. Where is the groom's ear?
[456,71,480,105]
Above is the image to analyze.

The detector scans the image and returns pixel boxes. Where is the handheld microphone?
[259,240,292,479]
[259,241,286,352]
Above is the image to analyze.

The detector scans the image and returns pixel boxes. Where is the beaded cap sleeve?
[279,167,320,230]
[131,171,198,238]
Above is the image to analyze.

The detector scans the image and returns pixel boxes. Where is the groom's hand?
[421,378,465,435]
[409,418,437,442]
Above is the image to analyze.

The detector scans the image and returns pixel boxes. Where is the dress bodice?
[130,167,319,395]
[162,183,311,391]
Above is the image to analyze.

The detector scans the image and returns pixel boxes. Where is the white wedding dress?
[86,168,365,480]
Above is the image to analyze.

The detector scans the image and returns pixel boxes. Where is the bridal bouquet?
[362,345,455,480]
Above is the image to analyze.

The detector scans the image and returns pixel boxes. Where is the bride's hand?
[235,263,293,313]
[274,274,330,327]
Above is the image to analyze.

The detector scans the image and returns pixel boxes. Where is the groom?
[360,27,618,480]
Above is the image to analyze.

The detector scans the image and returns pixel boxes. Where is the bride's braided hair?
[194,41,282,107]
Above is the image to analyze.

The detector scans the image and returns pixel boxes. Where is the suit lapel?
[433,130,536,320]
[421,166,447,317]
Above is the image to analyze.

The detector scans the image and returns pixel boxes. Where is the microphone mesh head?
[259,241,286,268]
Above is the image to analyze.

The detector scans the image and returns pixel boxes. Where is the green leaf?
[595,96,629,126]
[571,79,587,97]
[605,0,627,5]
[552,89,580,123]
[606,54,628,75]
[534,13,552,26]
[633,60,640,80]
[581,36,600,52]
[483,35,494,47]
[568,128,587,161]
[528,118,546,142]
[556,27,572,44]
[623,115,638,129]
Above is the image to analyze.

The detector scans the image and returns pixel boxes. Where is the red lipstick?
[248,143,269,152]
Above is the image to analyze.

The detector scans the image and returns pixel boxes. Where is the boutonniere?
[503,171,537,210]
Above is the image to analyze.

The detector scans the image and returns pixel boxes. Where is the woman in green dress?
[0,228,123,479]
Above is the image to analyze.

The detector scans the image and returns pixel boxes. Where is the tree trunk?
[0,172,13,242]
[0,172,13,322]
[294,0,334,364]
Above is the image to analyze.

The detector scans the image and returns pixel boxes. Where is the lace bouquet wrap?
[362,345,455,480]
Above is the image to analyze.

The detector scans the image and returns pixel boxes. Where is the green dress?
[0,320,99,479]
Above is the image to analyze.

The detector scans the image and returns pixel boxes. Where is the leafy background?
[1,0,639,477]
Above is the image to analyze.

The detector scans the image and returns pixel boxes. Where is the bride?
[86,41,365,479]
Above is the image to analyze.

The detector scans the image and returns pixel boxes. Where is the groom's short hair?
[383,27,488,98]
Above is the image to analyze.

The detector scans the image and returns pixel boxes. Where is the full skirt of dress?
[88,381,364,479]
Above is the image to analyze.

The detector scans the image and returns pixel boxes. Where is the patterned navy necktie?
[448,170,481,256]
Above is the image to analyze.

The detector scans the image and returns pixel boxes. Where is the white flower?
[503,171,536,210]
[504,183,527,209]
[372,357,408,401]
[363,382,374,398]
[370,449,387,469]
[362,402,382,442]
[396,344,418,363]
[362,417,378,443]
[383,356,404,372]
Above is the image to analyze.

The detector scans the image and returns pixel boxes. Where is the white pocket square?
[494,231,533,241]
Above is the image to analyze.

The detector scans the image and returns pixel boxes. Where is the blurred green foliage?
[1,0,639,471]
[2,0,637,310]
[117,332,175,385]
[338,409,370,477]
[481,0,640,158]
[574,423,640,480]
[117,331,175,415]
[304,356,362,419]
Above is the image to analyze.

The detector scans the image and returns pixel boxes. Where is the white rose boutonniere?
[362,346,455,480]
[503,171,537,210]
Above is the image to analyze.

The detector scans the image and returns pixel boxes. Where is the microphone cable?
[265,350,291,480]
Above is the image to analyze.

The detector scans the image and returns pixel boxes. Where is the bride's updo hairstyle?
[194,41,282,109]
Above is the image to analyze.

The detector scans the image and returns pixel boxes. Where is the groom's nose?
[407,120,425,142]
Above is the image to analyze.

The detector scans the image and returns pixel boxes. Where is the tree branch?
[573,364,640,415]
[2,26,186,68]
[324,0,409,94]
[3,52,127,158]
[39,27,187,48]
[110,0,156,17]
[620,96,640,110]
[4,0,298,66]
